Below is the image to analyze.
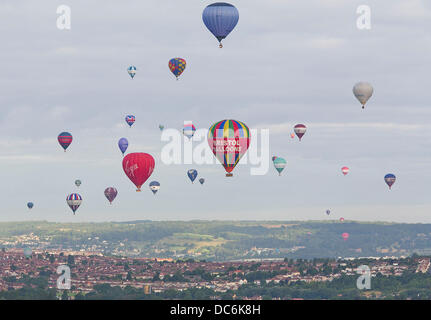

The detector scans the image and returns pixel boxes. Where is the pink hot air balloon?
[104,187,118,204]
[122,153,155,192]
[342,232,349,241]
[341,167,349,176]
[294,124,307,141]
[340,217,345,222]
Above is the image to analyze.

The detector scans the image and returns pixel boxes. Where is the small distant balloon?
[66,193,82,215]
[159,124,164,131]
[340,217,345,222]
[127,66,137,79]
[199,178,205,185]
[187,169,198,183]
[183,122,196,139]
[342,232,349,241]
[58,132,72,152]
[273,157,287,176]
[149,181,160,195]
[353,82,373,109]
[118,138,129,156]
[125,115,135,128]
[290,133,295,139]
[75,179,81,187]
[23,248,32,258]
[326,210,331,216]
[294,124,307,141]
[341,167,349,176]
[168,58,186,80]
[384,173,396,190]
[27,202,34,209]
[104,187,118,204]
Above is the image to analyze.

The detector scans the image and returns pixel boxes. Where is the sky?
[0,0,430,223]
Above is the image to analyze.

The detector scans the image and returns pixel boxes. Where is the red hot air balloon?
[294,124,307,141]
[342,232,349,241]
[122,153,155,192]
[341,167,349,176]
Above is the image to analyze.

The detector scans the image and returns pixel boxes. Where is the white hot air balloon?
[353,82,373,109]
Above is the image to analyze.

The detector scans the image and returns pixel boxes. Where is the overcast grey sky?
[0,0,430,223]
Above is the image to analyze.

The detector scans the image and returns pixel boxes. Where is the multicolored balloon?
[341,167,349,176]
[104,187,118,204]
[159,124,164,131]
[66,193,82,215]
[199,178,205,185]
[353,82,373,109]
[75,179,81,187]
[168,58,186,80]
[118,138,129,156]
[58,132,72,152]
[27,202,33,209]
[294,124,307,141]
[202,2,239,48]
[208,119,250,177]
[384,173,396,190]
[183,122,196,139]
[187,169,198,183]
[273,157,287,176]
[127,66,137,79]
[149,181,160,194]
[342,232,349,241]
[122,153,155,192]
[125,115,135,128]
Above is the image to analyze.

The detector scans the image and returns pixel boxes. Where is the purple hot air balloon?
[104,187,118,204]
[118,138,128,156]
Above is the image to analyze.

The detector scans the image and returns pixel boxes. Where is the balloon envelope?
[58,132,72,151]
[27,202,33,209]
[118,138,129,155]
[342,232,349,241]
[122,153,155,192]
[75,179,81,187]
[202,2,239,47]
[66,193,82,214]
[294,124,306,141]
[169,58,186,79]
[384,173,396,189]
[208,119,250,177]
[183,122,196,139]
[149,181,160,194]
[353,82,373,108]
[127,66,136,78]
[340,217,345,222]
[273,157,287,176]
[187,169,198,183]
[159,125,164,131]
[341,167,349,176]
[125,115,135,127]
[199,178,205,185]
[326,210,331,216]
[104,187,118,204]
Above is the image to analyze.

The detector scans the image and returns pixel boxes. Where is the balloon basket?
[226,173,233,177]
[219,43,223,48]
[136,189,141,192]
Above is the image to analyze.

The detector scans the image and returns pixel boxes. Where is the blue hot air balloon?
[127,66,136,79]
[27,202,34,209]
[384,174,396,190]
[202,2,239,48]
[149,181,160,195]
[199,178,205,185]
[118,138,128,156]
[187,169,198,183]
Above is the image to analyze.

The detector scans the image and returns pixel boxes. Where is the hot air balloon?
[183,122,196,139]
[27,202,33,209]
[199,178,205,185]
[290,133,295,139]
[353,82,373,109]
[168,58,186,80]
[341,167,349,176]
[384,173,396,190]
[75,179,81,187]
[58,132,72,152]
[149,181,160,194]
[294,124,307,141]
[104,187,118,204]
[187,169,198,183]
[208,119,250,177]
[159,124,164,131]
[342,232,349,241]
[66,193,82,215]
[340,217,345,222]
[273,157,287,176]
[127,66,136,79]
[326,209,331,216]
[272,156,277,161]
[23,248,32,258]
[122,153,155,192]
[118,138,129,156]
[125,115,135,128]
[202,2,239,48]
